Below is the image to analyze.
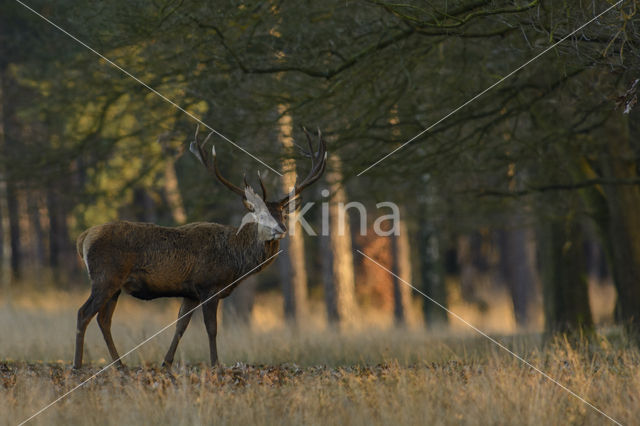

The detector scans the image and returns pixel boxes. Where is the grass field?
[1,285,636,425]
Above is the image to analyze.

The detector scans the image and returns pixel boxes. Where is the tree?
[276,106,309,325]
[5,0,640,337]
[539,209,594,335]
[390,217,412,326]
[320,155,357,328]
[417,190,449,328]
[497,218,537,329]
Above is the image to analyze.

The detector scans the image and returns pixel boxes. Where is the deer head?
[190,125,327,241]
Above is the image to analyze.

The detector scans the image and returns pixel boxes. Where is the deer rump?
[77,221,276,301]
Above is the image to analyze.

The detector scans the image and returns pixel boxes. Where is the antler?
[189,125,325,203]
[279,127,327,207]
[190,124,245,197]
[257,170,268,200]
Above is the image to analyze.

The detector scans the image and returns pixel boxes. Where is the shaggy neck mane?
[227,223,280,275]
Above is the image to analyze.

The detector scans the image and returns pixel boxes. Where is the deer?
[73,125,327,369]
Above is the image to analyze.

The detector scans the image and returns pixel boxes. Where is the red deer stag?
[73,126,327,369]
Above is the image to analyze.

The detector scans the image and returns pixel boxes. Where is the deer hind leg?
[202,298,220,367]
[97,290,123,367]
[74,286,114,369]
[162,298,199,368]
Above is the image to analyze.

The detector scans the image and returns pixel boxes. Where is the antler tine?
[293,142,313,158]
[258,171,268,200]
[194,123,200,141]
[211,147,245,197]
[191,125,245,197]
[301,127,322,173]
[302,126,326,176]
[279,127,328,205]
[302,127,315,157]
[202,128,215,146]
[190,124,207,166]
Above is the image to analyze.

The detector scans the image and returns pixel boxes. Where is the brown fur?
[74,126,326,369]
[73,220,279,369]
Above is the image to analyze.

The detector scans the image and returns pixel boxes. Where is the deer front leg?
[162,297,199,368]
[201,298,220,366]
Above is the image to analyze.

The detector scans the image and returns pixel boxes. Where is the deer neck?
[232,223,281,264]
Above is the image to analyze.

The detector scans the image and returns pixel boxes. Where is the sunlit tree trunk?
[539,213,593,335]
[385,107,412,325]
[164,159,186,224]
[276,105,308,324]
[321,156,357,329]
[390,217,412,326]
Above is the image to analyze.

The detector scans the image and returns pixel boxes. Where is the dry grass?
[0,286,636,425]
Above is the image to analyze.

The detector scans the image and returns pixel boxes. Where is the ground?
[0,285,636,425]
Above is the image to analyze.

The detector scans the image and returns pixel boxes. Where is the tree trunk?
[28,193,46,268]
[321,156,357,329]
[47,187,60,270]
[1,69,20,280]
[47,185,75,282]
[0,67,4,273]
[497,219,537,329]
[132,188,156,223]
[390,218,412,326]
[6,184,20,279]
[596,108,640,335]
[417,213,448,327]
[320,229,338,323]
[276,105,309,324]
[277,235,309,324]
[539,215,593,335]
[456,234,488,310]
[164,159,186,224]
[0,183,4,271]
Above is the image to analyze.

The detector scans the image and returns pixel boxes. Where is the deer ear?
[236,211,257,234]
[243,198,256,212]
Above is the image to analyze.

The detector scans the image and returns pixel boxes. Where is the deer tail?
[76,229,89,259]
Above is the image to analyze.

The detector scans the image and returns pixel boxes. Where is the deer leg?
[162,297,199,368]
[97,290,122,367]
[201,298,220,366]
[74,288,112,369]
